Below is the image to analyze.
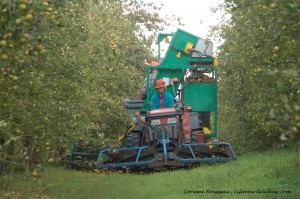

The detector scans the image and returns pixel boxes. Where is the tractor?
[66,29,236,170]
[94,29,236,170]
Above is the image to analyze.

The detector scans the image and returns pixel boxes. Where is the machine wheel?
[191,132,199,144]
[122,131,141,148]
[191,131,205,144]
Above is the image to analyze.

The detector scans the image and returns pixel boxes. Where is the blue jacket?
[150,91,175,110]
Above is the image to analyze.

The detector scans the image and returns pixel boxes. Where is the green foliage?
[214,0,300,153]
[1,150,299,198]
[0,0,174,173]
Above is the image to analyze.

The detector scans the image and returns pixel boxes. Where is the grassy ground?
[1,149,299,199]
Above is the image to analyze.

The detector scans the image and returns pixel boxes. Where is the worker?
[150,79,175,110]
[141,61,158,100]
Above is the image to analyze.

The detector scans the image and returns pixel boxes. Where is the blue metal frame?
[170,143,237,163]
[96,146,158,169]
[96,138,236,169]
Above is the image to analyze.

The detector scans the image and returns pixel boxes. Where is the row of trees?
[0,0,176,173]
[215,0,299,153]
[1,0,298,173]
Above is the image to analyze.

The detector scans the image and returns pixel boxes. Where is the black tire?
[122,131,141,147]
[191,132,198,144]
[191,131,205,144]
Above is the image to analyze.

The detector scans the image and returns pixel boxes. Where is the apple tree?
[213,0,300,153]
[0,0,176,173]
